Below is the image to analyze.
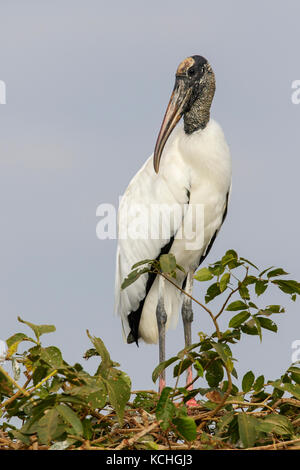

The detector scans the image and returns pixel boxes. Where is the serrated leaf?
[194,267,214,282]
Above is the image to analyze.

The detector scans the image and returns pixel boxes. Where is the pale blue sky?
[0,1,299,391]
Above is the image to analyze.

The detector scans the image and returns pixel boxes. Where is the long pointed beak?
[153,79,192,173]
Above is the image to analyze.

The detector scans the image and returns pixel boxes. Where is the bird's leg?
[182,271,198,407]
[156,275,167,394]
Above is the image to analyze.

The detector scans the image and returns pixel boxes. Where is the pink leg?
[159,376,166,394]
[185,365,198,408]
[182,273,198,408]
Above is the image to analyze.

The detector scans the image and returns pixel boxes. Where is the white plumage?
[115,118,231,344]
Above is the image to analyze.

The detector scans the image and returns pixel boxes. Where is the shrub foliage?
[1,250,300,450]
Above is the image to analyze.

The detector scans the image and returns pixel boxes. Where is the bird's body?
[115,119,231,344]
[114,55,232,395]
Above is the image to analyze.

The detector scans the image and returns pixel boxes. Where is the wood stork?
[115,55,232,396]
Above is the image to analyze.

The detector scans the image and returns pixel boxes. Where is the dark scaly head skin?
[153,55,216,173]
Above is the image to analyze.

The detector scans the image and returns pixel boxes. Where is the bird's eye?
[188,67,195,77]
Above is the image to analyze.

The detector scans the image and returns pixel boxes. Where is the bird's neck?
[183,77,216,135]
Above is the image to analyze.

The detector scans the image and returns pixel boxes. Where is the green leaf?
[226,300,249,311]
[259,266,274,277]
[220,273,230,292]
[280,383,300,400]
[252,317,262,341]
[40,347,63,369]
[173,358,193,378]
[272,279,300,296]
[205,282,221,303]
[159,253,176,274]
[288,366,300,384]
[238,414,259,448]
[256,414,293,436]
[86,331,113,372]
[255,280,268,296]
[213,342,233,372]
[221,250,238,268]
[205,360,224,387]
[217,411,235,434]
[104,369,131,425]
[194,360,204,377]
[173,416,197,441]
[194,267,214,282]
[35,408,65,445]
[256,317,277,333]
[131,259,152,269]
[253,375,265,392]
[56,404,83,436]
[208,262,225,276]
[267,268,289,278]
[239,283,250,300]
[6,333,36,356]
[241,321,259,336]
[240,257,259,270]
[152,356,178,383]
[156,387,176,430]
[17,317,56,343]
[242,371,255,393]
[229,311,250,328]
[121,267,150,289]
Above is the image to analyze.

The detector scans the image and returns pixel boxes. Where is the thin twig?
[115,421,160,450]
[0,365,30,397]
